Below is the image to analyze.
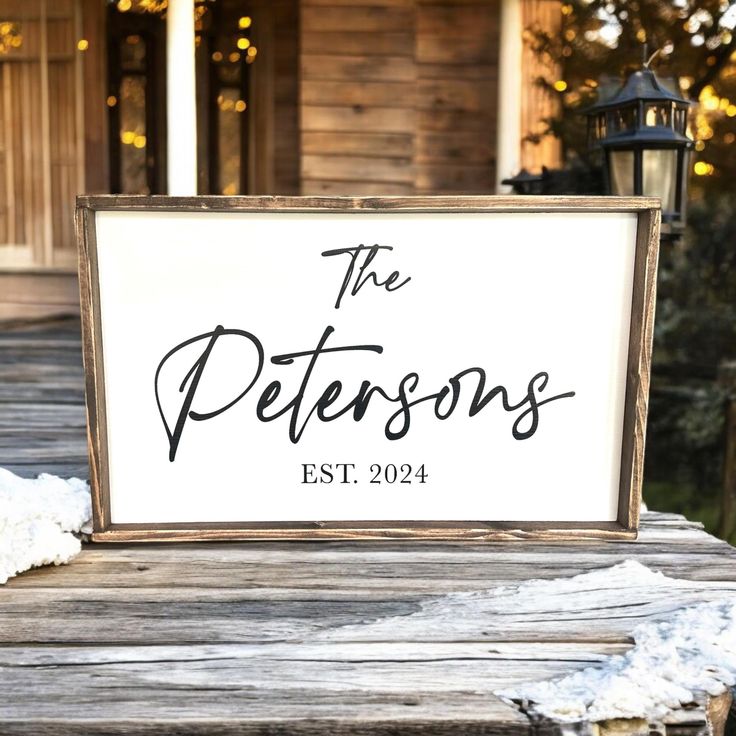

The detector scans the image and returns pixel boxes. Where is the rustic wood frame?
[75,195,661,542]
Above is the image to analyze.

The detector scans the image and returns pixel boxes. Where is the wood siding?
[271,0,301,194]
[520,0,561,171]
[299,0,500,195]
[0,0,85,271]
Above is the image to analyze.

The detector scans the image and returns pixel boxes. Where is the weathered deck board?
[1,318,736,735]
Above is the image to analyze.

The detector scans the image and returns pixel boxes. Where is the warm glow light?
[133,135,146,149]
[695,140,705,151]
[693,161,713,175]
[77,39,89,51]
[237,37,250,50]
[238,16,252,29]
[727,104,736,117]
[636,28,646,42]
[106,95,117,107]
[553,80,567,92]
[117,0,132,11]
[247,46,257,57]
[212,51,223,61]
[120,131,136,145]
[235,100,246,112]
[229,51,240,62]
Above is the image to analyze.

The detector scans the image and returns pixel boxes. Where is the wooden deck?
[0,317,87,478]
[2,318,736,735]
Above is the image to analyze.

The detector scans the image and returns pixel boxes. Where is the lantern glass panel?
[609,150,635,195]
[674,107,688,134]
[679,148,691,220]
[610,105,637,133]
[645,103,671,127]
[597,113,607,140]
[642,148,677,213]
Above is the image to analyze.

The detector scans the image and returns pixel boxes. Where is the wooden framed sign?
[76,195,660,542]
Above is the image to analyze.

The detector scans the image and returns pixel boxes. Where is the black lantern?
[501,168,548,195]
[586,64,692,234]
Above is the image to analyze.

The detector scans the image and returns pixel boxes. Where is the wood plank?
[301,80,416,107]
[302,154,414,183]
[301,31,414,56]
[417,78,495,113]
[302,132,413,158]
[417,108,494,132]
[0,690,527,735]
[301,55,416,82]
[0,272,79,304]
[302,6,415,33]
[416,34,495,65]
[302,0,414,5]
[415,163,494,191]
[416,130,494,163]
[417,4,496,34]
[1,581,733,646]
[301,105,415,133]
[301,179,414,195]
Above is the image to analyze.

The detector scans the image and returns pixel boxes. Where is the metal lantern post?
[586,62,692,238]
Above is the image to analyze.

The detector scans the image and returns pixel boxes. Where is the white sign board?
[77,196,660,541]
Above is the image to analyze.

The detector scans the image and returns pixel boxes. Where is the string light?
[693,161,714,175]
[0,21,22,54]
[235,100,246,112]
[238,16,252,29]
[553,80,567,92]
[77,39,89,51]
[106,95,117,107]
[237,37,250,50]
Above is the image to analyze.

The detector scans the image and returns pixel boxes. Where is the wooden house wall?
[271,0,300,194]
[299,0,500,195]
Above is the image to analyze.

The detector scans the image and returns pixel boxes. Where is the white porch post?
[166,0,198,195]
[496,0,523,192]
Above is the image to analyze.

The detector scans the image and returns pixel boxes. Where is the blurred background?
[0,0,733,536]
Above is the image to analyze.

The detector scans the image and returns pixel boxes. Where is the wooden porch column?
[496,0,523,191]
[166,0,198,195]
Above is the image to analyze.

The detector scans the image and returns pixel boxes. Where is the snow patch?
[0,467,92,584]
[497,563,736,724]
